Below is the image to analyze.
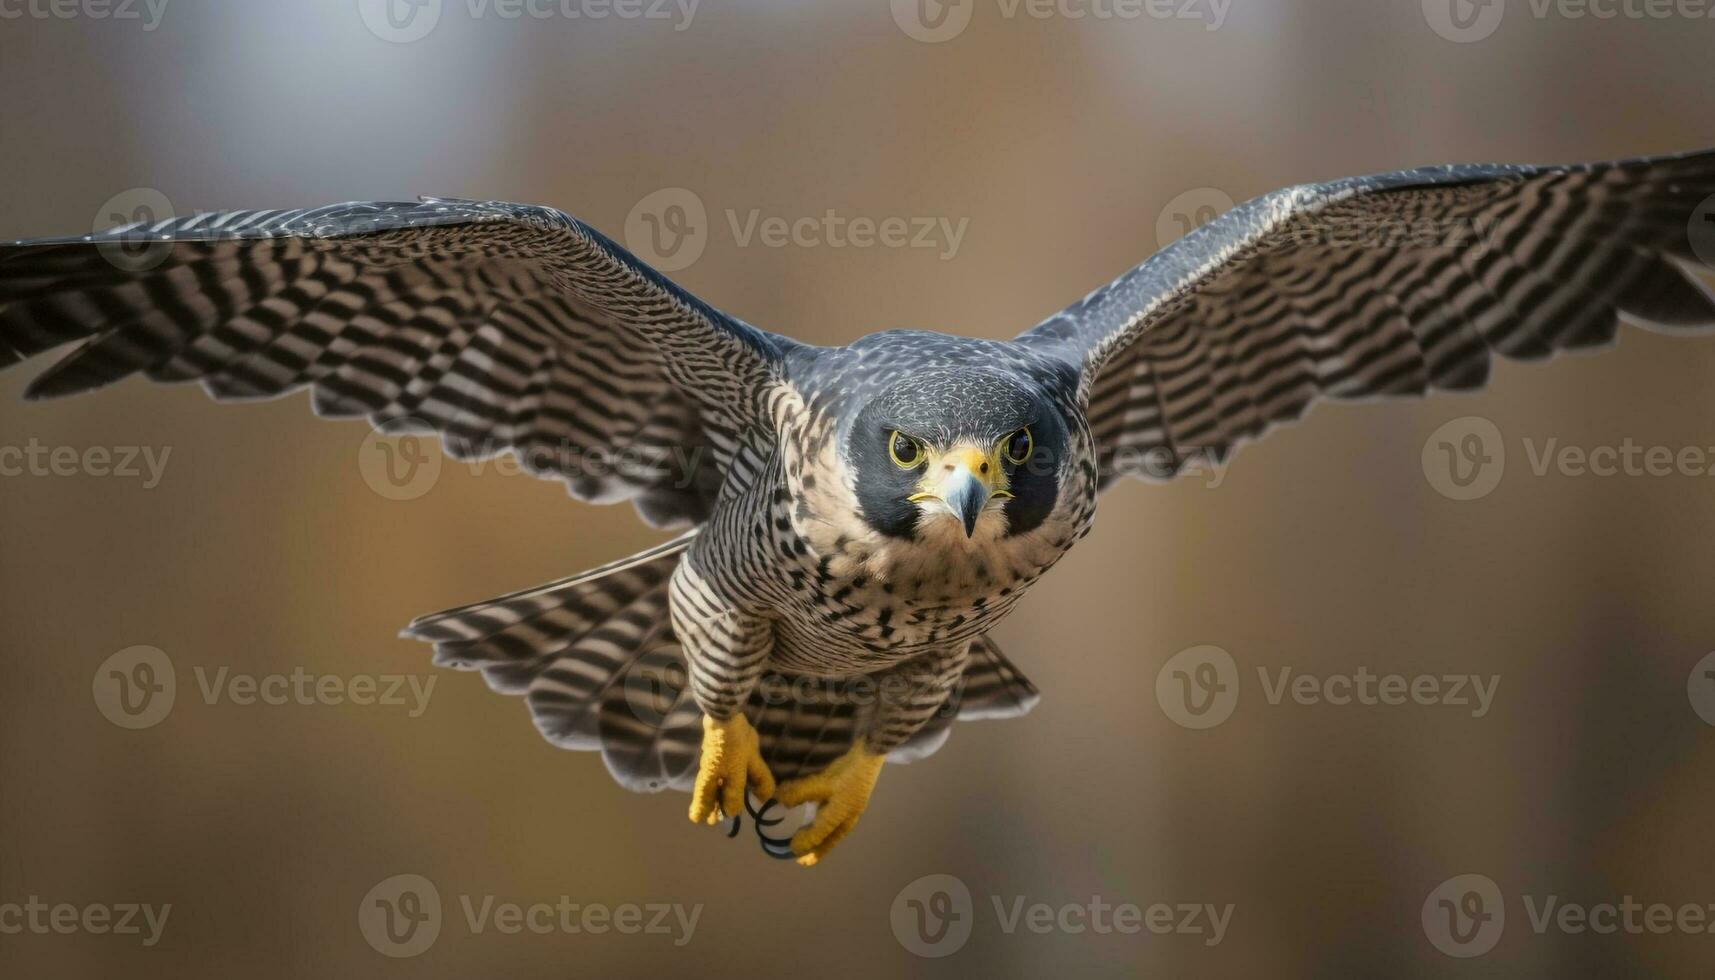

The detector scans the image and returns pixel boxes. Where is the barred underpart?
[406,533,1039,789]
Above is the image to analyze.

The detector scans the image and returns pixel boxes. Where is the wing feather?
[1019,149,1715,486]
[0,199,793,525]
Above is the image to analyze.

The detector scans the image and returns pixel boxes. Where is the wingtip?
[21,356,116,402]
[400,605,478,642]
[399,616,442,642]
[22,374,84,402]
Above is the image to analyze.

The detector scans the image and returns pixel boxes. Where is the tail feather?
[402,534,1042,793]
[528,587,673,750]
[753,681,862,781]
[407,532,694,648]
[952,634,1042,721]
[885,634,1039,763]
[597,646,703,793]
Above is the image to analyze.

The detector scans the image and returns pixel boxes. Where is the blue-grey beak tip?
[945,477,988,538]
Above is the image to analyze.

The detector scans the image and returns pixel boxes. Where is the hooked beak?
[909,445,1011,538]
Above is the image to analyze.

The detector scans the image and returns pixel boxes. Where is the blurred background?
[3,0,1714,976]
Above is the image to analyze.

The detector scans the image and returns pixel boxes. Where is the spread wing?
[0,199,793,525]
[1017,149,1715,487]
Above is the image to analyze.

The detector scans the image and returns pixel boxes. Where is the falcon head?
[847,369,1070,541]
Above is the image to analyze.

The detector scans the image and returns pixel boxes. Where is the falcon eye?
[888,431,924,469]
[1003,427,1033,465]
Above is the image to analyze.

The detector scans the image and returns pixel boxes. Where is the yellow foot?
[775,741,885,867]
[689,714,775,826]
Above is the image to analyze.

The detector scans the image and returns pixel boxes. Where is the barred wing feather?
[1019,149,1715,487]
[0,199,789,525]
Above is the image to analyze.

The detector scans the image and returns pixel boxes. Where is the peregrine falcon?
[3,149,1712,865]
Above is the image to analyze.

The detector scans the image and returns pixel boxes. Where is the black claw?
[749,796,802,858]
[747,797,785,828]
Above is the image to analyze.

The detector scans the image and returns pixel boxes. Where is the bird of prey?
[3,149,1712,865]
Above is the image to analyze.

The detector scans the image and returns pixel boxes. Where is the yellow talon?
[776,740,885,867]
[689,713,775,826]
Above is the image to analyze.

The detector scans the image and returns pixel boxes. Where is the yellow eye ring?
[889,431,924,468]
[1003,427,1033,465]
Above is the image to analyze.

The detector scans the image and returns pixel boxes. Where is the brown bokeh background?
[3,1,1714,976]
